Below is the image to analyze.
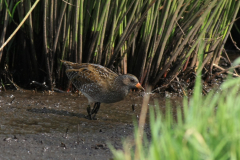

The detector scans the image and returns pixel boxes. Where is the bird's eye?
[130,79,135,83]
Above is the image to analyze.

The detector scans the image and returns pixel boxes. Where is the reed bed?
[0,0,239,90]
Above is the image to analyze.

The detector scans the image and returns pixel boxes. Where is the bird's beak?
[135,83,145,91]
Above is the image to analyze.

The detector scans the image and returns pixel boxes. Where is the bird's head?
[118,74,145,91]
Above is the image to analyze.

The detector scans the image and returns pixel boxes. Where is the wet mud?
[0,91,182,159]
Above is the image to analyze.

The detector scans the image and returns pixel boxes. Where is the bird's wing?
[61,60,118,89]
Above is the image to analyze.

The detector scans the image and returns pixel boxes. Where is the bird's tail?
[61,60,80,81]
[60,60,75,69]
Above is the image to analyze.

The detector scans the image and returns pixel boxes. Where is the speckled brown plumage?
[61,60,144,119]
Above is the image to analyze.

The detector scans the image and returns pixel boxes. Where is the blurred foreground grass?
[110,56,240,160]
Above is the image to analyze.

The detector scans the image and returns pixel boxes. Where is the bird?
[61,60,144,120]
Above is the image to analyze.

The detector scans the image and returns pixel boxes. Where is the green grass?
[110,57,240,159]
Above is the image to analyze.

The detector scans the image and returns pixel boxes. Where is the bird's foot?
[92,114,98,120]
[85,114,92,120]
[84,114,97,120]
[85,103,100,120]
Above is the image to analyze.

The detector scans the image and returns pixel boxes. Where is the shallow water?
[0,90,181,159]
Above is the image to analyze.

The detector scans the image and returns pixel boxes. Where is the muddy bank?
[0,124,139,160]
[0,91,180,159]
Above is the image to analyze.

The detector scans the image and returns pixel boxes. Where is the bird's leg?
[86,105,92,120]
[91,102,99,114]
[92,102,101,120]
[86,102,100,120]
